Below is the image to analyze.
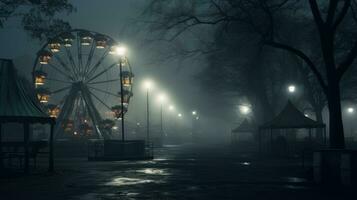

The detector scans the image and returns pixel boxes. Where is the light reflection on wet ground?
[136,168,170,175]
[105,177,157,186]
[1,144,353,199]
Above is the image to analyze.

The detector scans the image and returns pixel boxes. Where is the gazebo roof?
[260,101,325,130]
[0,59,54,124]
[232,119,256,133]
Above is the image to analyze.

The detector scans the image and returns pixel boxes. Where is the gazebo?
[258,101,326,153]
[0,59,55,173]
[231,119,256,144]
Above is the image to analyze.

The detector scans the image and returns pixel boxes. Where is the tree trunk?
[327,82,345,148]
[315,106,324,140]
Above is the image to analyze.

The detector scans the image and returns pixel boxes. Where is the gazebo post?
[49,123,54,172]
[323,126,327,145]
[0,122,3,169]
[24,122,30,174]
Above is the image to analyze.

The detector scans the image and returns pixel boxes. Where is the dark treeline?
[140,0,357,148]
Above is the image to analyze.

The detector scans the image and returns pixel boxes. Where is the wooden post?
[24,122,30,174]
[49,123,54,172]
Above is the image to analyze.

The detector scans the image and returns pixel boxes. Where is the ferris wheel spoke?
[83,41,96,77]
[53,54,76,79]
[64,47,80,80]
[86,63,117,83]
[85,49,110,79]
[48,63,74,81]
[88,90,112,111]
[46,77,73,84]
[87,85,119,98]
[51,85,71,95]
[76,33,83,77]
[88,78,120,85]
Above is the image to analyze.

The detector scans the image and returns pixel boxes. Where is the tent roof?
[0,59,54,124]
[232,119,256,133]
[260,101,325,129]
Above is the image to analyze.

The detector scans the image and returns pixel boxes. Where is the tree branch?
[332,0,351,30]
[326,0,338,24]
[308,0,325,27]
[337,40,357,79]
[265,40,328,95]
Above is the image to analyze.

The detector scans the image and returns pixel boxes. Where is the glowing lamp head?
[288,85,296,93]
[192,111,197,115]
[347,107,354,114]
[239,105,251,115]
[143,80,154,90]
[158,93,167,103]
[115,46,127,56]
[178,113,182,118]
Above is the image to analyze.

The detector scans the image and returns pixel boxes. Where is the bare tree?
[142,0,357,149]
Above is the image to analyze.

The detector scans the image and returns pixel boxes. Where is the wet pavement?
[0,143,356,199]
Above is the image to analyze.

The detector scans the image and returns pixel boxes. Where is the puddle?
[240,162,251,166]
[136,168,170,175]
[105,177,156,186]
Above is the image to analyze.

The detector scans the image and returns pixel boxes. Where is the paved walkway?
[0,144,355,199]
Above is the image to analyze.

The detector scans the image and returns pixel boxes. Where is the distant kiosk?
[258,101,326,155]
[231,119,256,143]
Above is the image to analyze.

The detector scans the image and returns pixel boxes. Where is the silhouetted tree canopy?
[0,0,74,40]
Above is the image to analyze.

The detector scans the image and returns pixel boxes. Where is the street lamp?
[347,107,354,114]
[287,84,296,93]
[143,79,154,144]
[239,105,251,115]
[158,93,167,138]
[117,45,127,141]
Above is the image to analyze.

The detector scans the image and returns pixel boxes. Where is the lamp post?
[347,107,355,140]
[191,110,197,139]
[117,46,127,141]
[158,93,166,139]
[143,80,154,144]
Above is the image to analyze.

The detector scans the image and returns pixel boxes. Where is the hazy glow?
[112,126,118,130]
[239,105,251,115]
[192,111,197,115]
[304,113,309,117]
[169,105,175,111]
[196,116,199,120]
[288,85,296,93]
[143,79,154,90]
[178,113,182,118]
[347,107,354,113]
[158,93,167,103]
[115,46,127,56]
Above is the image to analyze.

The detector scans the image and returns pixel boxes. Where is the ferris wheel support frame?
[33,29,133,141]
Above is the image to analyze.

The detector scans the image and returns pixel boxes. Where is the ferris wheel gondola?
[32,29,134,139]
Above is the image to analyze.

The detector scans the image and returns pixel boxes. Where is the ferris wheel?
[32,29,134,139]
